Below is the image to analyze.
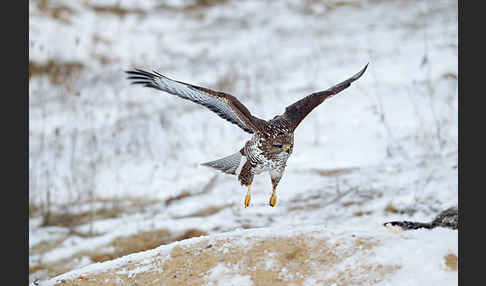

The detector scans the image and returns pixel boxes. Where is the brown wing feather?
[126,69,265,134]
[282,64,368,131]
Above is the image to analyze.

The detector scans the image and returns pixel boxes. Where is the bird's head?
[269,132,294,155]
[263,119,294,155]
[270,142,292,154]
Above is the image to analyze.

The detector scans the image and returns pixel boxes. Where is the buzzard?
[126,64,368,207]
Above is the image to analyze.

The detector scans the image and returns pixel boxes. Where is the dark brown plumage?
[126,64,368,207]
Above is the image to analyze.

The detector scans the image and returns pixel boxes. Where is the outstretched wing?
[282,64,368,131]
[125,69,264,134]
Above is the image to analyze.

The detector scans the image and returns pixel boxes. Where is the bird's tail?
[201,152,243,175]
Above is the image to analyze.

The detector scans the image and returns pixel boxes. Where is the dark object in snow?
[384,207,458,230]
[126,64,368,208]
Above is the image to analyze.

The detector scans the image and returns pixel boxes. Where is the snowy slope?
[38,225,457,286]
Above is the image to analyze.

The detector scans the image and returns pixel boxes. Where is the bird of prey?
[126,64,368,207]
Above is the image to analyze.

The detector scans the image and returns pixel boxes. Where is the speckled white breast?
[244,133,290,175]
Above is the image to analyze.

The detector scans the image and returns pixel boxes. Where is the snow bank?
[39,225,457,286]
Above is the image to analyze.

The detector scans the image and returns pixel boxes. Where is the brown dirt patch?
[37,197,160,228]
[37,0,75,24]
[29,60,84,86]
[384,202,400,214]
[353,210,373,216]
[50,233,399,286]
[383,202,417,216]
[31,228,207,280]
[85,5,146,17]
[176,204,234,218]
[156,0,229,12]
[444,253,458,271]
[342,201,364,207]
[84,0,229,18]
[313,167,358,177]
[40,207,121,228]
[81,228,207,263]
[321,264,401,285]
[442,72,457,80]
[30,237,68,257]
[165,191,194,206]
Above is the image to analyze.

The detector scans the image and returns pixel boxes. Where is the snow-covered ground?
[38,225,458,286]
[29,0,457,284]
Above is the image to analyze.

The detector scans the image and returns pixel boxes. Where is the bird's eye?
[275,144,283,148]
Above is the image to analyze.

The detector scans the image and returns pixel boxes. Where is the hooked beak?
[284,145,291,153]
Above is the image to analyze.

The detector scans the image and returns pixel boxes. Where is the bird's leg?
[269,185,277,207]
[244,185,252,208]
[238,159,254,208]
[269,168,284,207]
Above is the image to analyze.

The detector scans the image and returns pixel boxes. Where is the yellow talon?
[244,186,251,208]
[269,192,277,207]
[244,194,251,208]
